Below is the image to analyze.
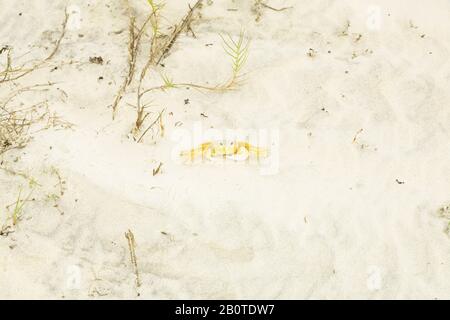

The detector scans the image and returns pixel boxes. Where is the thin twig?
[261,2,293,12]
[125,229,141,288]
[112,1,154,119]
[152,162,163,176]
[137,108,165,143]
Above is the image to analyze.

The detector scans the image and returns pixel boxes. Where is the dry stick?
[112,3,154,119]
[125,229,141,288]
[0,12,68,84]
[152,162,163,176]
[1,84,53,155]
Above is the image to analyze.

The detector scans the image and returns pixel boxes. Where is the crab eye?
[219,142,223,146]
[230,142,234,145]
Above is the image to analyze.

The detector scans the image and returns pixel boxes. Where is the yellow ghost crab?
[180,140,269,162]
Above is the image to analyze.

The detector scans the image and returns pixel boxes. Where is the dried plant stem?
[134,0,203,133]
[0,225,13,237]
[0,82,59,155]
[261,2,293,11]
[0,47,12,82]
[139,79,241,100]
[136,108,165,143]
[155,0,203,66]
[112,1,154,119]
[139,31,249,100]
[0,11,68,84]
[152,162,163,176]
[1,83,53,109]
[125,229,141,288]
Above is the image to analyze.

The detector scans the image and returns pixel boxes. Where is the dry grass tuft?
[0,10,72,154]
[0,84,51,155]
[0,83,73,156]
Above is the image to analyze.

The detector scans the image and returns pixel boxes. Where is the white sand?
[1,0,450,299]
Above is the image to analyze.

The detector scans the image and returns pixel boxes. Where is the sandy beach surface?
[1,0,450,299]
